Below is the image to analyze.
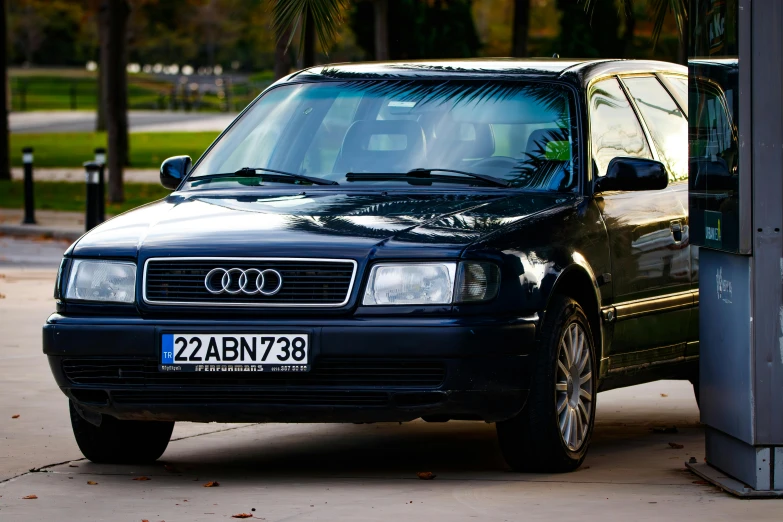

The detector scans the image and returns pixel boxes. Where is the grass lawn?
[9,69,268,112]
[0,180,170,214]
[10,132,219,169]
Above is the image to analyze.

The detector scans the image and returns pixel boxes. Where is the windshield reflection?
[186,80,578,193]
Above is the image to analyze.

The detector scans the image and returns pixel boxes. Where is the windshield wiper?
[189,167,338,186]
[345,168,509,188]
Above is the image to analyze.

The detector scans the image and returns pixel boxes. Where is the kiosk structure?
[688,0,783,496]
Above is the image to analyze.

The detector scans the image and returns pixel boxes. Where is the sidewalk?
[3,169,157,241]
[10,167,158,183]
[9,110,237,134]
[0,208,90,242]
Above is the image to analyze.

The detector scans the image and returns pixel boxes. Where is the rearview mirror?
[594,157,668,193]
[160,155,192,190]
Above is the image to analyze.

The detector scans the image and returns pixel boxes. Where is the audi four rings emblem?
[204,268,283,296]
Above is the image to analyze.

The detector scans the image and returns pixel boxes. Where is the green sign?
[704,210,723,249]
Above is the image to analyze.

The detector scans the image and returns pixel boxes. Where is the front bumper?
[43,314,537,423]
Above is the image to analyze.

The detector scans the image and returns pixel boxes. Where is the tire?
[69,401,174,464]
[497,295,597,473]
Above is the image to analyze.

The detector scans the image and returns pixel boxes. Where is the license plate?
[160,333,309,372]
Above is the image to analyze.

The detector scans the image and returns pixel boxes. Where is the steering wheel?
[470,156,518,170]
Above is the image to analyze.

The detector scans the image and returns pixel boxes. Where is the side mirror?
[160,155,192,190]
[594,157,668,193]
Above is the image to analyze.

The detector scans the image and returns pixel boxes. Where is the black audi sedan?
[45,59,694,473]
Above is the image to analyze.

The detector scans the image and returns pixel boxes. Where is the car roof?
[284,58,687,87]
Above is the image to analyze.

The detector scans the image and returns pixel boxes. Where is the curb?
[0,224,83,242]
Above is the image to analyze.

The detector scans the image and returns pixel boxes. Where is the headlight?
[362,261,500,305]
[65,260,136,303]
[363,263,456,305]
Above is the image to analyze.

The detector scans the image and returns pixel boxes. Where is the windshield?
[186,79,577,192]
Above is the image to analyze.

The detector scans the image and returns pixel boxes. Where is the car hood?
[71,190,574,259]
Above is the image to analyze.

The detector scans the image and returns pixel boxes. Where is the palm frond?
[271,0,347,57]
[581,0,687,48]
[649,0,687,47]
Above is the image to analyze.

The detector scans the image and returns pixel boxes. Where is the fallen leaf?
[668,442,684,449]
[133,476,151,481]
[203,481,220,487]
[660,393,668,397]
[69,464,79,468]
[142,520,150,522]
[0,294,6,299]
[232,515,253,519]
[416,471,436,480]
[22,495,38,500]
[87,481,98,485]
[11,414,19,419]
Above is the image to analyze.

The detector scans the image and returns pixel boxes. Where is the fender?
[539,253,605,359]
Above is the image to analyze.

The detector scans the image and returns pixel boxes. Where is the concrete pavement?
[0,238,780,520]
[0,209,89,242]
[9,110,238,134]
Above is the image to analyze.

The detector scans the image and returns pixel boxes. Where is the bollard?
[21,147,36,224]
[84,161,101,232]
[94,147,107,223]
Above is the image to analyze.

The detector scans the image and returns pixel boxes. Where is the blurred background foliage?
[7,0,683,70]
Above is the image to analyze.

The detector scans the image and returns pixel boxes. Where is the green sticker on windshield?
[545,141,570,161]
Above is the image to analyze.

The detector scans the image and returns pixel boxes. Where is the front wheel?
[70,401,174,464]
[497,295,597,472]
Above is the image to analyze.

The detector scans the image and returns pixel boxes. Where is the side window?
[623,76,688,181]
[664,75,688,104]
[589,78,652,177]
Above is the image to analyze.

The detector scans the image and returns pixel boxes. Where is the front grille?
[62,359,447,388]
[110,390,388,406]
[143,258,356,307]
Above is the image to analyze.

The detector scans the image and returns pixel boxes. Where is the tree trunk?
[0,0,9,181]
[621,8,636,58]
[99,0,130,203]
[303,9,316,68]
[374,0,389,61]
[512,0,531,57]
[95,14,107,132]
[677,22,688,66]
[274,26,292,80]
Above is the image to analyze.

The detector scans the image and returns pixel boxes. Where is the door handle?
[670,220,683,243]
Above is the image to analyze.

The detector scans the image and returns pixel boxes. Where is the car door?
[589,76,691,369]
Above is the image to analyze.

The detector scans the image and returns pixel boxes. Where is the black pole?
[84,161,101,231]
[21,147,35,224]
[94,147,106,222]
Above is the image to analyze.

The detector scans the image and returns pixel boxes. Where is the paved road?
[9,110,238,134]
[0,238,779,520]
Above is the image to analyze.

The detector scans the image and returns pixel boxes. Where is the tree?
[373,0,389,61]
[350,0,480,60]
[557,0,621,58]
[583,0,688,64]
[274,26,293,80]
[0,0,9,181]
[270,0,346,68]
[512,0,530,57]
[99,0,130,203]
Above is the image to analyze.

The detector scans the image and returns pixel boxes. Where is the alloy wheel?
[555,322,593,451]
